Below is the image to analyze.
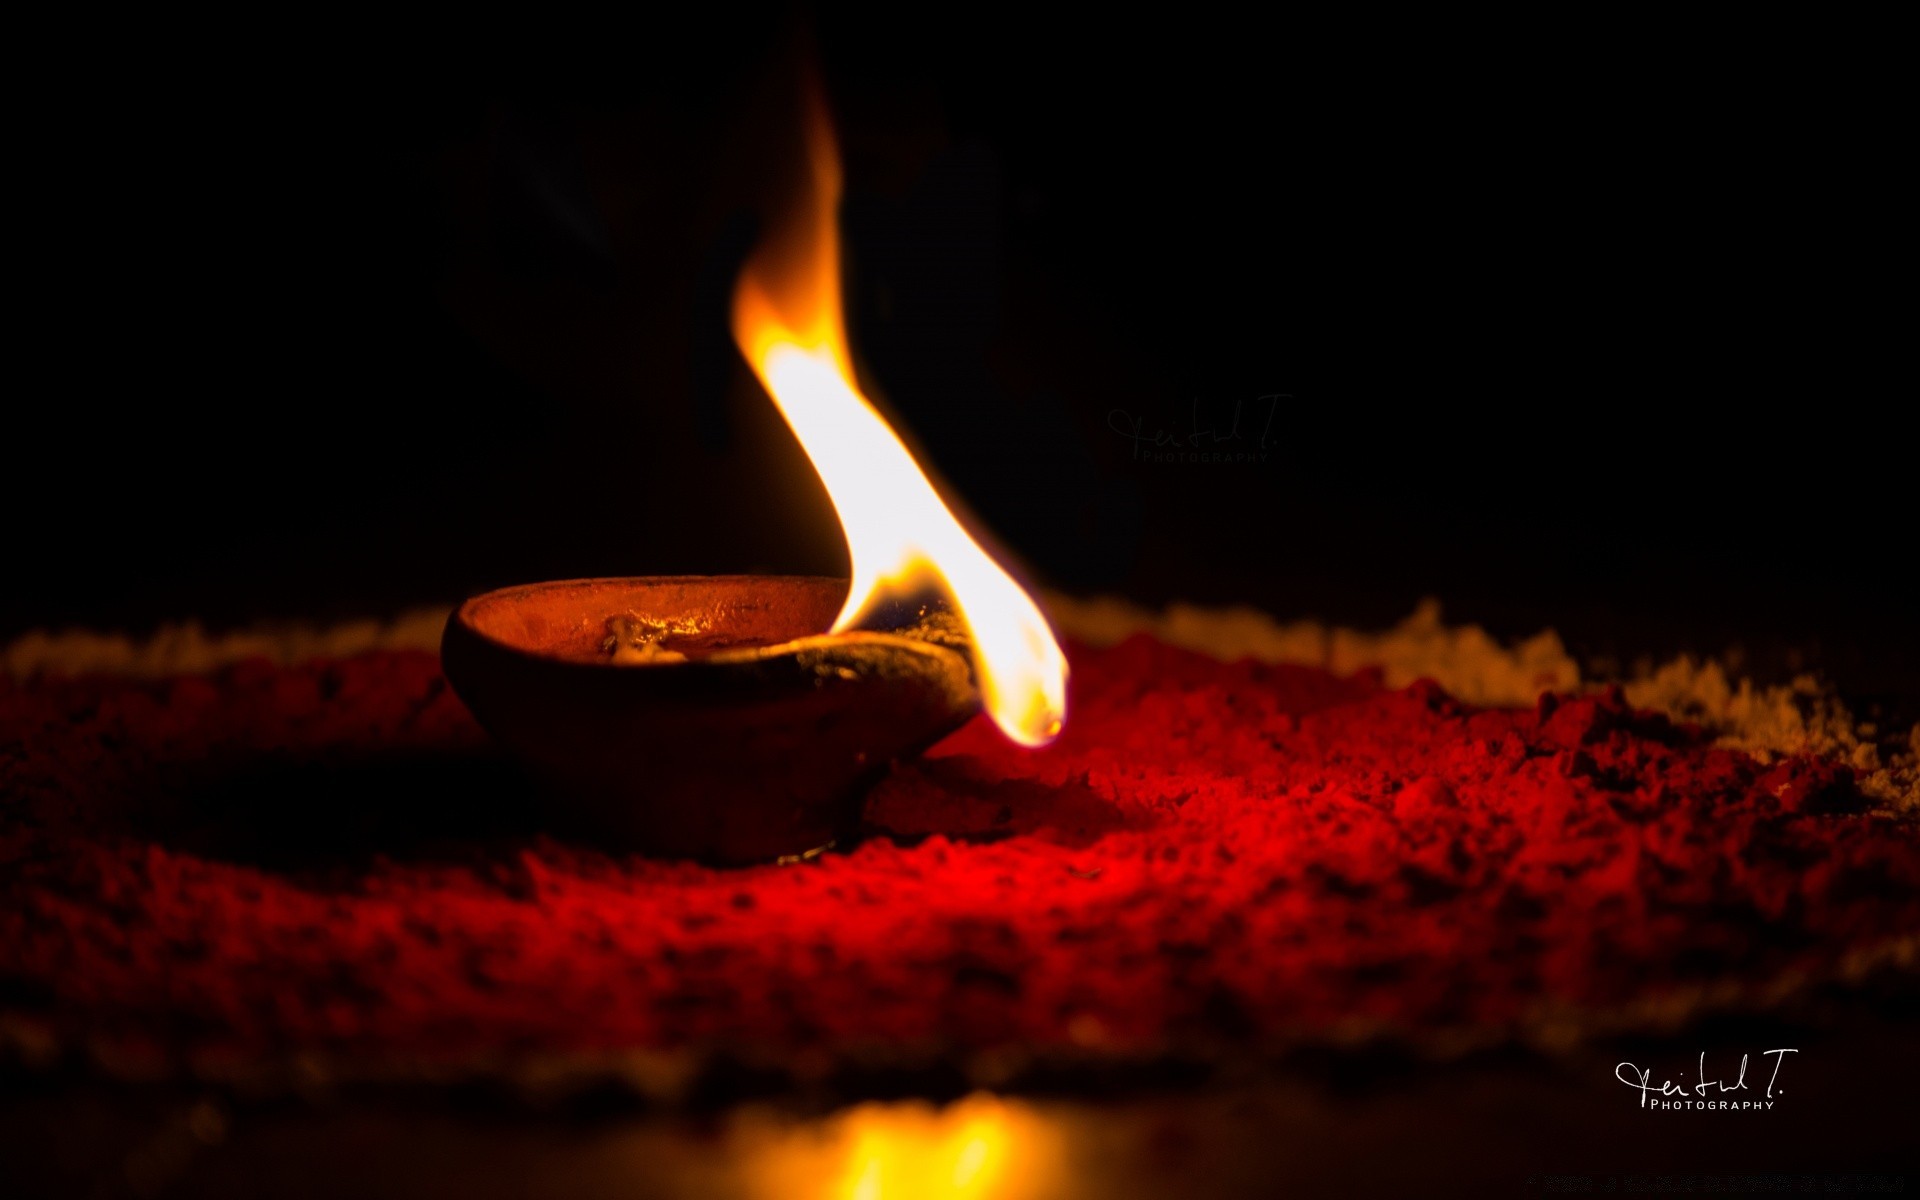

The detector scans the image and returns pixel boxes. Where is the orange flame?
[731,76,1067,746]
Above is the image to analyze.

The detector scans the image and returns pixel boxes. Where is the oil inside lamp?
[443,72,1067,863]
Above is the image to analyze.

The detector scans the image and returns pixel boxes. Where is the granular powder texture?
[2,636,1916,1077]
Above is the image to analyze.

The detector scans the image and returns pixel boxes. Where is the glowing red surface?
[3,639,1914,1064]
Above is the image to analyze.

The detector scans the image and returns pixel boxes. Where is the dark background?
[11,15,1909,700]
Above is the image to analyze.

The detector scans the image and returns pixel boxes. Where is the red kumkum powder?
[2,636,1916,1066]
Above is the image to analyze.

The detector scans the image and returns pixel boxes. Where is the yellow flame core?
[731,83,1067,746]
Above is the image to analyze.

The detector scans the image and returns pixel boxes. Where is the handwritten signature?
[1107,394,1285,463]
[1615,1049,1797,1111]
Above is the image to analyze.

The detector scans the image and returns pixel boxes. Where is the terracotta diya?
[444,71,1069,863]
[442,576,977,864]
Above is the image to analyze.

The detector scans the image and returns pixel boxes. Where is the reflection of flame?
[731,72,1068,746]
[844,1108,1009,1200]
[743,1094,1057,1200]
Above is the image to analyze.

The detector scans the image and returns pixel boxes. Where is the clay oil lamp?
[444,81,1067,865]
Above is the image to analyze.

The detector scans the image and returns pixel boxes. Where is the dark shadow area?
[144,750,547,879]
[865,761,1158,849]
[8,14,1910,716]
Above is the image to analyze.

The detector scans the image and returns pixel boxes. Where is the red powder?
[2,638,1916,1066]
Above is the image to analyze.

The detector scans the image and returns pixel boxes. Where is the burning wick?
[731,73,1068,747]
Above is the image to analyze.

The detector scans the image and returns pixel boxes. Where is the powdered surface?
[2,640,1916,1071]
